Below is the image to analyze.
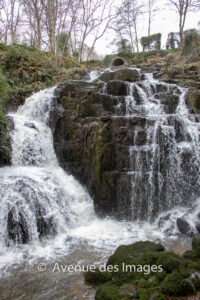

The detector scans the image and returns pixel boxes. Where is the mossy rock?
[183,249,200,261]
[192,237,200,254]
[95,282,120,300]
[84,269,112,285]
[137,287,165,300]
[160,272,195,296]
[107,241,164,266]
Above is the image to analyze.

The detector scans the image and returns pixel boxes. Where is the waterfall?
[101,68,200,221]
[0,68,200,279]
[0,87,95,248]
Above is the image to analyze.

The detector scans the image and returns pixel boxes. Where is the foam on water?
[0,69,199,278]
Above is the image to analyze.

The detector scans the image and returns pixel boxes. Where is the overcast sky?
[93,0,200,56]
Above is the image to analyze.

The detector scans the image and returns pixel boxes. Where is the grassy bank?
[0,43,86,165]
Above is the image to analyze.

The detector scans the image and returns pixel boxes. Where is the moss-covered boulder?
[84,240,200,300]
[84,269,112,285]
[161,272,195,296]
[107,241,164,266]
[95,283,120,300]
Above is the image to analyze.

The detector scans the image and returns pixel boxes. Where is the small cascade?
[0,87,94,248]
[99,68,200,221]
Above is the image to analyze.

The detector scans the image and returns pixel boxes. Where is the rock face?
[50,67,200,220]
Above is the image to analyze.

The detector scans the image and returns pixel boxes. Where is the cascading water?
[0,68,200,298]
[0,87,95,248]
[101,70,200,222]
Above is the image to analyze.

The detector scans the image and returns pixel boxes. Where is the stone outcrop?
[50,67,200,221]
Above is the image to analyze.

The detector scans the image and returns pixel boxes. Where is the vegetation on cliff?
[0,42,85,166]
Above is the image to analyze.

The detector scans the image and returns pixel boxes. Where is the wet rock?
[107,80,127,96]
[99,71,114,82]
[196,222,200,233]
[99,68,141,82]
[119,283,137,298]
[112,68,141,82]
[177,217,195,237]
[186,88,200,113]
[7,115,15,131]
[7,208,29,244]
[24,122,38,131]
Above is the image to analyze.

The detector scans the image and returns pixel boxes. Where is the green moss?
[95,283,120,300]
[103,55,111,67]
[192,277,200,290]
[0,43,81,107]
[84,269,112,285]
[160,272,195,296]
[107,241,164,266]
[0,69,10,165]
[137,287,165,300]
[93,120,113,185]
[192,237,200,254]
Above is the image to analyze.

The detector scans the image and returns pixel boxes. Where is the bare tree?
[73,0,115,62]
[120,0,144,52]
[146,0,158,36]
[168,0,200,44]
[20,0,43,49]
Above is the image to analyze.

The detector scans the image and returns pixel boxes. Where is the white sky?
[94,0,200,56]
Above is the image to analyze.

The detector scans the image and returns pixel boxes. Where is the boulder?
[186,88,200,113]
[177,217,195,237]
[24,122,38,131]
[99,68,141,82]
[107,80,127,96]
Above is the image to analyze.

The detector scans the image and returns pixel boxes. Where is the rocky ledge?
[50,67,200,224]
[84,238,200,300]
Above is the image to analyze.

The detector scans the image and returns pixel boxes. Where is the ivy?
[141,33,161,51]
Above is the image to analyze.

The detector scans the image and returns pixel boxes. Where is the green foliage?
[166,32,180,49]
[118,49,134,58]
[141,33,161,51]
[103,55,111,67]
[56,32,69,56]
[161,272,195,296]
[95,283,120,300]
[0,69,10,165]
[181,29,200,62]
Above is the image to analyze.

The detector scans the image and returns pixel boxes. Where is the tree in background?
[56,32,69,56]
[0,0,114,61]
[118,0,144,52]
[146,0,158,36]
[168,0,200,45]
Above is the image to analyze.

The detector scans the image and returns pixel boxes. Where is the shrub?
[141,33,161,51]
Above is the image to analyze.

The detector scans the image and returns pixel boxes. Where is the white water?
[0,71,199,282]
[0,86,166,278]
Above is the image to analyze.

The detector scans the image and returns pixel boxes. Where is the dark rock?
[107,80,127,96]
[186,88,200,113]
[99,68,141,82]
[7,116,15,131]
[177,218,195,237]
[7,208,29,244]
[99,71,114,82]
[24,122,38,130]
[196,222,200,233]
[112,68,140,82]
